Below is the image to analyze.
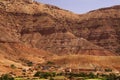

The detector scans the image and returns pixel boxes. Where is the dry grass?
[52,54,120,69]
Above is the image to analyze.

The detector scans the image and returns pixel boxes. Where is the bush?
[78,72,87,77]
[50,77,54,80]
[88,72,96,78]
[34,71,52,79]
[34,71,40,77]
[0,74,14,80]
[105,68,112,72]
[106,73,117,80]
[10,64,16,69]
[27,61,33,66]
[46,61,54,65]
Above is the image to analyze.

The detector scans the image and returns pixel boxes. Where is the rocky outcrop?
[32,31,115,56]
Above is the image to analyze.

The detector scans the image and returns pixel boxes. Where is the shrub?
[34,71,52,79]
[10,64,16,69]
[0,74,14,80]
[50,77,54,80]
[46,61,54,65]
[27,61,33,66]
[88,72,96,78]
[106,73,117,80]
[105,68,112,72]
[78,72,87,77]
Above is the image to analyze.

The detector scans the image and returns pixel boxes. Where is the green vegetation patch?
[85,79,102,80]
[53,76,66,79]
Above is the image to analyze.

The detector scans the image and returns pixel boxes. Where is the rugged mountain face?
[33,31,115,56]
[0,0,119,56]
[0,0,82,74]
[73,5,120,54]
[0,0,120,75]
[21,4,120,55]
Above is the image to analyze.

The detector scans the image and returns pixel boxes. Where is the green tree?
[88,72,95,78]
[0,74,14,80]
[34,71,52,79]
[78,72,87,77]
[106,73,117,80]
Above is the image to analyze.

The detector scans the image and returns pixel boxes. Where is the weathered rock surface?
[0,0,119,56]
[74,5,120,54]
[33,31,115,56]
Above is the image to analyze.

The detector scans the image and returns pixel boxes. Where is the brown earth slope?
[0,42,55,74]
